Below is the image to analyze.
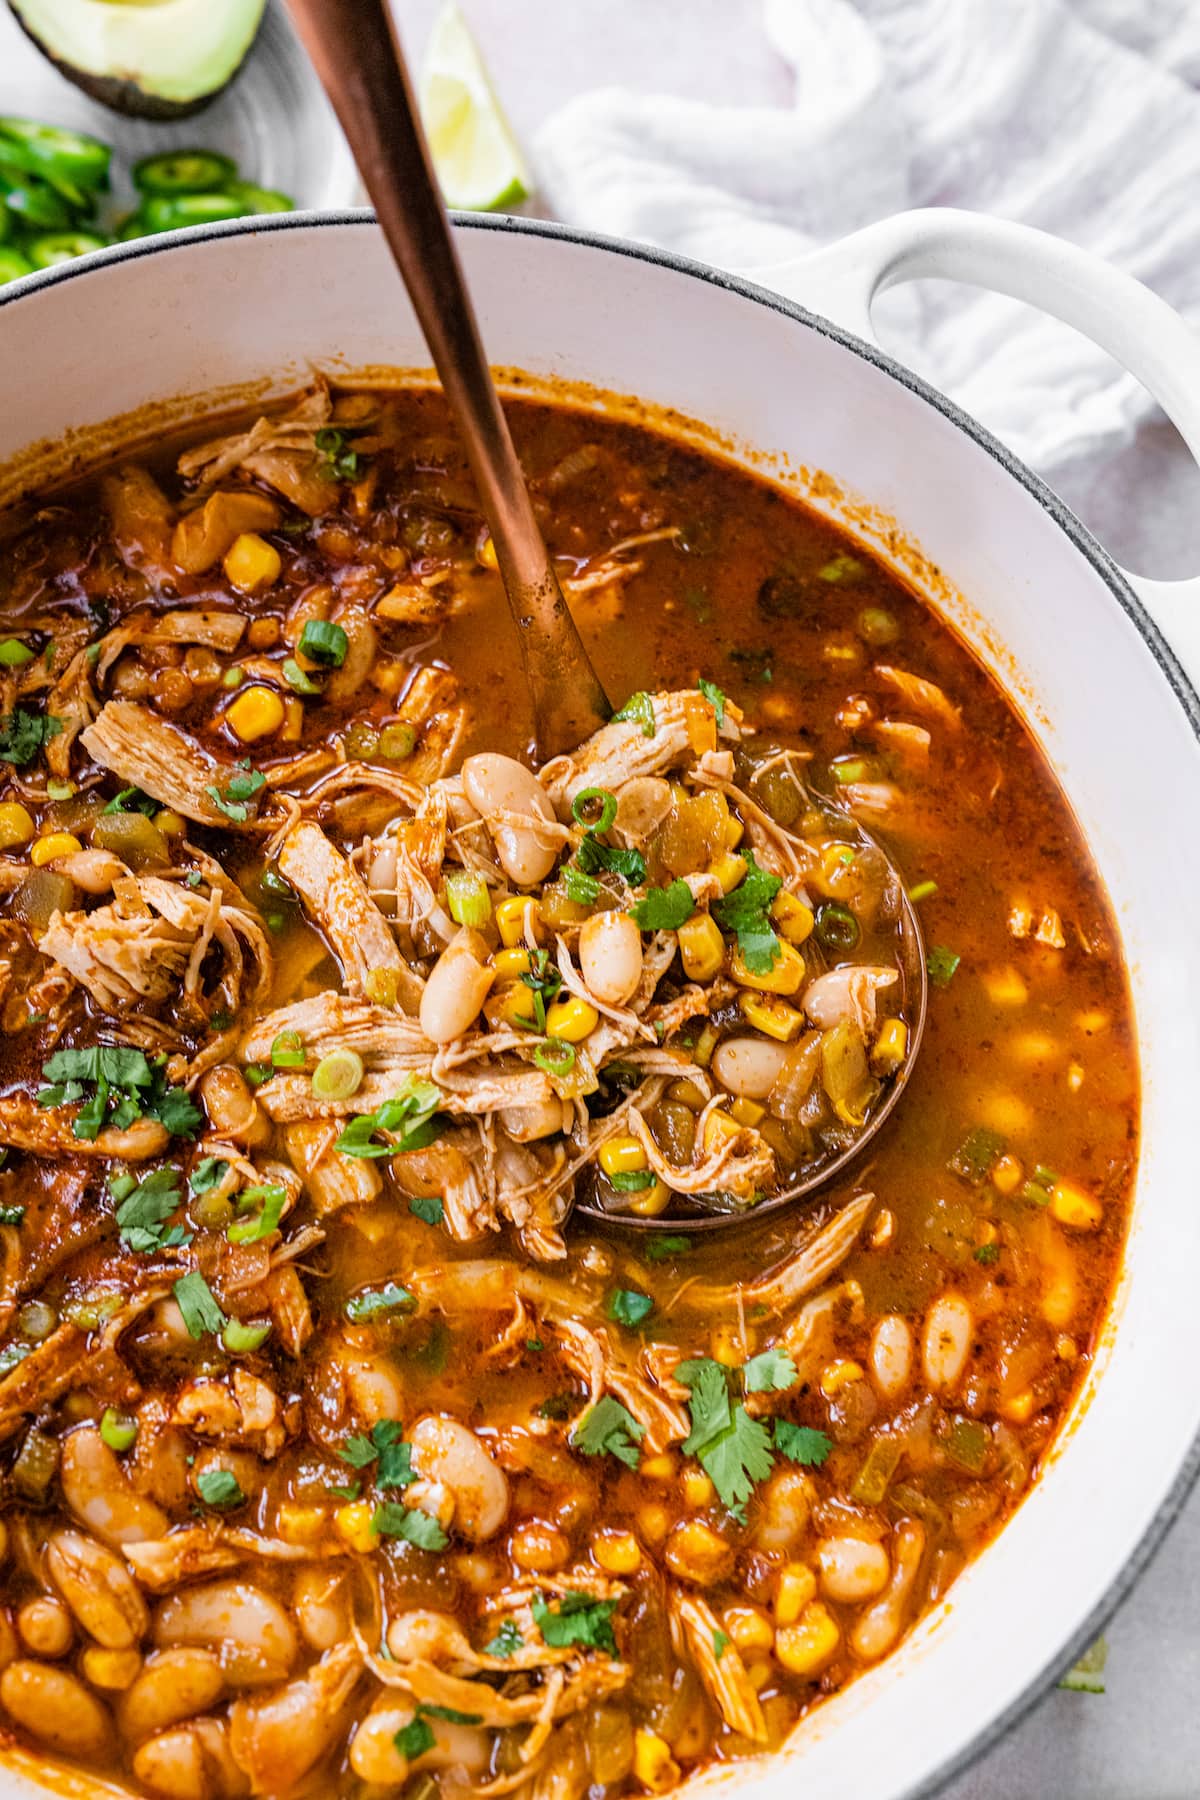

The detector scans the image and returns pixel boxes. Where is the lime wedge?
[419,0,531,212]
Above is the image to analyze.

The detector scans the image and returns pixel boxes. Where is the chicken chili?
[0,384,1136,1798]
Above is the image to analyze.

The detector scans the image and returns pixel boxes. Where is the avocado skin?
[7,0,265,120]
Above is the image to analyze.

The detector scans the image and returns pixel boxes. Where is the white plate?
[0,0,360,223]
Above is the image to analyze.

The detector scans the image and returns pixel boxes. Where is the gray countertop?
[398,3,1200,1788]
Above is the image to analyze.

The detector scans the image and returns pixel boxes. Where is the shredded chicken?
[81,702,276,829]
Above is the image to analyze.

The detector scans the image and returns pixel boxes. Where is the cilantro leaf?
[570,1396,645,1469]
[606,1289,654,1328]
[345,1281,415,1323]
[173,1271,226,1339]
[338,1432,379,1470]
[43,1047,153,1089]
[629,880,694,933]
[531,1591,619,1656]
[610,691,656,738]
[927,945,961,987]
[562,864,602,905]
[678,1359,732,1455]
[372,1501,448,1551]
[205,768,267,823]
[189,1157,230,1194]
[335,1076,443,1159]
[974,1242,1000,1266]
[418,1704,483,1725]
[643,1234,693,1263]
[698,678,726,726]
[196,1468,244,1508]
[339,1420,415,1489]
[576,834,646,887]
[678,1358,774,1522]
[713,1628,731,1660]
[114,1167,189,1255]
[409,1194,444,1227]
[742,1348,798,1394]
[0,708,62,768]
[145,1082,203,1139]
[484,1619,523,1658]
[393,1716,436,1760]
[712,850,783,974]
[773,1421,833,1467]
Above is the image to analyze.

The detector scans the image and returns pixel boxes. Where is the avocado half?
[8,0,268,120]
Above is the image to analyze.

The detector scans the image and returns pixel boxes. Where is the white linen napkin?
[533,0,1200,474]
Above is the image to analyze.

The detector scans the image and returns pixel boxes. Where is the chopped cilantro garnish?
[0,708,62,767]
[562,864,603,905]
[643,1234,693,1262]
[713,1628,731,1660]
[335,1076,442,1159]
[742,1348,798,1394]
[711,849,783,974]
[974,1242,1001,1266]
[393,1715,436,1760]
[629,879,694,933]
[576,833,646,887]
[344,1281,415,1324]
[606,1289,654,1328]
[483,1619,523,1658]
[610,691,655,738]
[570,1395,645,1469]
[409,1194,444,1227]
[39,1047,200,1144]
[189,1156,230,1194]
[339,1420,415,1490]
[205,768,267,823]
[698,678,726,726]
[677,1357,775,1522]
[173,1271,226,1339]
[926,945,961,987]
[773,1420,833,1467]
[531,1591,619,1656]
[196,1468,244,1508]
[372,1501,448,1551]
[114,1167,191,1255]
[419,1703,483,1725]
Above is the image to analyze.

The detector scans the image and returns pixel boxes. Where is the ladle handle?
[283,0,609,757]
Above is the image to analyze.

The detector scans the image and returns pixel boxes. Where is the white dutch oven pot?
[1,209,1199,1799]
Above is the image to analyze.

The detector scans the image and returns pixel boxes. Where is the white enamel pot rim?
[2,208,1200,1800]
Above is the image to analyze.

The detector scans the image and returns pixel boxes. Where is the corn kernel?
[731,938,805,996]
[493,984,535,1030]
[637,1502,672,1545]
[599,1135,648,1177]
[681,1467,715,1508]
[677,913,725,982]
[739,993,804,1042]
[545,996,599,1042]
[1042,1275,1076,1329]
[223,531,281,593]
[496,895,539,947]
[980,1092,1033,1135]
[477,534,499,571]
[692,1022,719,1067]
[871,1017,907,1074]
[775,1563,818,1626]
[281,696,304,743]
[975,1220,999,1251]
[723,812,745,849]
[991,1154,1023,1196]
[775,1602,840,1677]
[492,947,531,982]
[155,809,186,838]
[0,803,35,850]
[729,1096,766,1128]
[626,1180,670,1217]
[592,1530,642,1575]
[31,831,81,866]
[703,1109,742,1154]
[663,1518,732,1586]
[277,1502,327,1546]
[334,1500,379,1554]
[634,1729,680,1793]
[1000,1389,1035,1424]
[226,684,285,743]
[640,1453,677,1481]
[1050,1179,1102,1231]
[1055,1335,1078,1362]
[820,1359,863,1397]
[983,967,1028,1006]
[710,1324,743,1368]
[79,1647,141,1691]
[771,891,814,944]
[745,1658,773,1692]
[723,1605,774,1653]
[710,852,748,894]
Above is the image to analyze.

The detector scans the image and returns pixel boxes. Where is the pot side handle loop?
[747,208,1200,694]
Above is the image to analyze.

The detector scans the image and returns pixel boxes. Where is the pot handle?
[749,207,1200,693]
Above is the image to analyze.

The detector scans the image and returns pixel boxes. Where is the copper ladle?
[283,0,609,761]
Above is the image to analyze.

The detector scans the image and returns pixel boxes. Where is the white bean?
[228,1642,362,1793]
[419,928,495,1043]
[851,1520,926,1662]
[579,911,644,1006]
[409,1415,509,1542]
[804,966,898,1032]
[712,1035,789,1100]
[197,1066,268,1148]
[922,1293,973,1391]
[132,1718,247,1800]
[498,1096,567,1142]
[385,1610,475,1666]
[816,1535,891,1603]
[753,1466,814,1553]
[46,1529,149,1649]
[53,849,124,893]
[154,1581,297,1688]
[349,1695,488,1785]
[60,1426,168,1547]
[16,1597,72,1658]
[293,1568,350,1653]
[462,753,559,885]
[869,1315,914,1400]
[0,1659,115,1759]
[118,1648,225,1744]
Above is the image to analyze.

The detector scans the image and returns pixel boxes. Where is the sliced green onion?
[298,619,349,668]
[1022,1165,1057,1207]
[221,1318,272,1354]
[244,1063,270,1088]
[99,1407,137,1453]
[0,639,34,667]
[378,723,416,761]
[948,1126,1006,1186]
[281,656,321,695]
[856,603,900,644]
[45,779,75,801]
[908,880,938,903]
[221,667,244,690]
[830,757,868,785]
[572,787,618,834]
[227,1183,286,1244]
[818,553,866,584]
[926,945,961,987]
[270,1030,306,1070]
[815,902,860,950]
[311,1048,365,1102]
[16,1300,56,1342]
[445,869,492,929]
[533,1037,576,1078]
